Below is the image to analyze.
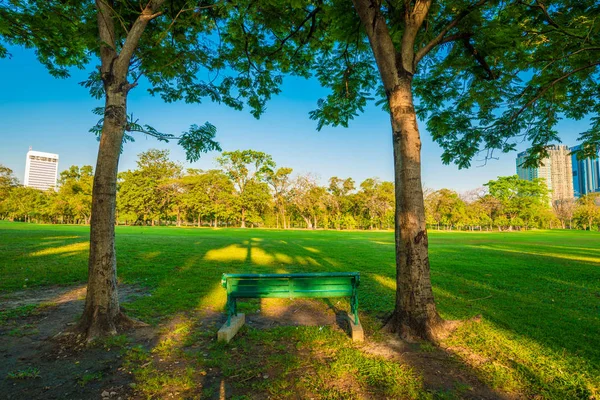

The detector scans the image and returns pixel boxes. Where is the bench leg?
[345,312,364,342]
[225,296,237,326]
[218,313,245,343]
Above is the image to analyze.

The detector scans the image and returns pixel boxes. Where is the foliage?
[217,0,600,168]
[7,367,41,380]
[483,175,551,229]
[217,150,276,227]
[52,165,94,224]
[574,193,600,231]
[0,0,301,159]
[118,150,183,224]
[0,165,19,218]
[181,169,235,226]
[2,154,598,231]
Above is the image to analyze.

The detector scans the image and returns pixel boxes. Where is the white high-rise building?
[24,149,59,191]
[516,145,574,202]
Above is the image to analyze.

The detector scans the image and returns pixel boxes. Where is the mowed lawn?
[0,221,599,398]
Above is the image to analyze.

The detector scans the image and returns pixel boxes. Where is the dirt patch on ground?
[246,298,347,330]
[1,286,508,399]
[0,284,152,400]
[0,285,87,310]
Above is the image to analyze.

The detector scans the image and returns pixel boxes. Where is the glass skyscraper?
[571,145,600,197]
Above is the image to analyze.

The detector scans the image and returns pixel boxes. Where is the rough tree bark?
[78,0,164,339]
[241,208,247,228]
[352,0,450,341]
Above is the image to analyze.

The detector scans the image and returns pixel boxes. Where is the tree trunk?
[78,83,128,338]
[302,216,313,229]
[385,79,444,340]
[77,0,164,339]
[282,208,287,229]
[241,208,246,228]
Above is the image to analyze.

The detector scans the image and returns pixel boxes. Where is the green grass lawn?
[0,221,599,398]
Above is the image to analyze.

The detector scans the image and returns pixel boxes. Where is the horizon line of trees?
[1,149,599,231]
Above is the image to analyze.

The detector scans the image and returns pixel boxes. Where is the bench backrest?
[221,272,360,299]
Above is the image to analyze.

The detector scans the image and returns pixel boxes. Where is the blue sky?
[0,46,588,192]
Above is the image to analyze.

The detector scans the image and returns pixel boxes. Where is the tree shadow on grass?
[88,229,600,397]
[5,226,600,398]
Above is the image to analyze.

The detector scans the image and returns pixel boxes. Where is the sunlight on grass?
[41,236,82,240]
[371,240,394,245]
[196,282,227,311]
[301,246,320,253]
[273,253,294,264]
[446,319,599,399]
[29,241,88,257]
[141,251,161,261]
[203,242,277,265]
[373,274,395,290]
[432,287,463,302]
[478,244,600,265]
[321,257,341,268]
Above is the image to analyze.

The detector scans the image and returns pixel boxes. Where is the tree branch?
[266,5,321,58]
[96,0,118,80]
[351,0,400,92]
[114,0,166,78]
[518,0,587,39]
[462,37,496,80]
[415,0,488,64]
[401,0,431,74]
[510,61,600,122]
[155,2,222,46]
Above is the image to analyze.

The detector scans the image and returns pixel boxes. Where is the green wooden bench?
[218,272,362,342]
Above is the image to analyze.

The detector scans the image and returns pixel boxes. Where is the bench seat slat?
[230,290,353,299]
[229,278,354,285]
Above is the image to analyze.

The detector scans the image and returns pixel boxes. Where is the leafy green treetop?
[217,150,275,228]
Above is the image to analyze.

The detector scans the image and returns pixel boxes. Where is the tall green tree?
[1,0,293,338]
[485,175,550,230]
[327,177,356,230]
[55,165,94,224]
[181,169,235,227]
[289,174,328,229]
[266,167,294,229]
[217,150,275,228]
[356,178,394,230]
[0,165,19,219]
[118,150,182,225]
[3,186,50,223]
[425,189,466,230]
[248,0,598,339]
[574,194,600,231]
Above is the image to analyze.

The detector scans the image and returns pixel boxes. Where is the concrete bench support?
[345,312,364,342]
[217,313,245,343]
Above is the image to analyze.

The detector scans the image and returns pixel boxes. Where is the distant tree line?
[1,150,599,231]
